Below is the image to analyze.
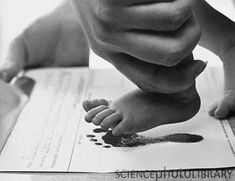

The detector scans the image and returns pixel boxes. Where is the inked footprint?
[86,129,111,148]
[86,128,204,148]
[83,86,201,136]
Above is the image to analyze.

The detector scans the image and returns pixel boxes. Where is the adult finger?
[114,0,195,31]
[108,0,172,7]
[115,16,201,67]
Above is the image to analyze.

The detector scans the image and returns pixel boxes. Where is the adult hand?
[0,1,89,82]
[71,0,206,93]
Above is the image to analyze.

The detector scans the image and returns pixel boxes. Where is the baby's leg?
[83,82,200,136]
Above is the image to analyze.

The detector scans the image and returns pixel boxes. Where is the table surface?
[0,67,235,181]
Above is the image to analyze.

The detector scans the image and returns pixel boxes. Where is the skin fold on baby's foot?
[83,83,201,136]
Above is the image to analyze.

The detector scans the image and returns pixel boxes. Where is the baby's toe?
[112,118,131,136]
[83,99,109,112]
[84,105,108,123]
[112,122,126,136]
[92,109,116,125]
[100,113,122,130]
[112,119,136,136]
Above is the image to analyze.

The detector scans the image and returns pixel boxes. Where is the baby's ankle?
[170,83,198,101]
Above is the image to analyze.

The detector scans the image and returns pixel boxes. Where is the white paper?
[0,67,234,172]
[0,80,27,152]
[0,68,90,171]
[69,67,235,172]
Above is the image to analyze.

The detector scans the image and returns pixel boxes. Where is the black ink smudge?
[101,131,204,147]
[102,131,142,147]
[164,133,203,143]
[103,145,111,148]
[90,128,204,148]
[87,134,95,138]
[93,128,107,133]
[90,139,98,142]
[95,143,103,146]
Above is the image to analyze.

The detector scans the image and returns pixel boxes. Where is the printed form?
[0,67,235,172]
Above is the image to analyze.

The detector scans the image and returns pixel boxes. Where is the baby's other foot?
[83,83,200,136]
[209,91,235,119]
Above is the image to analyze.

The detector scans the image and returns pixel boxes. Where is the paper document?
[0,80,28,152]
[0,67,234,172]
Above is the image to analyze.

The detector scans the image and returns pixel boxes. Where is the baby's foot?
[83,83,200,136]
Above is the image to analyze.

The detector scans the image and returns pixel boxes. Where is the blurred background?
[0,0,234,68]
